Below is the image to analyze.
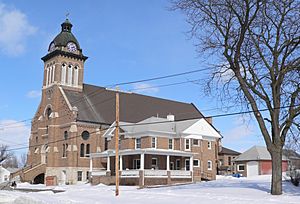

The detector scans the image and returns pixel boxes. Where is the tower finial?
[66,12,70,20]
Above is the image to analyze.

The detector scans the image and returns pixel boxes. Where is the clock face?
[49,42,55,52]
[67,42,77,52]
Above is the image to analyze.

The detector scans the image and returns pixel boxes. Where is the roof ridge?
[83,83,202,108]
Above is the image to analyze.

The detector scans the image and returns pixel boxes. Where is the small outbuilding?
[234,146,288,177]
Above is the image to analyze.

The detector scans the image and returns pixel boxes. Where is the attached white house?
[89,115,222,186]
[0,166,11,183]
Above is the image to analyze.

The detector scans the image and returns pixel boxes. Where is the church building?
[14,19,221,186]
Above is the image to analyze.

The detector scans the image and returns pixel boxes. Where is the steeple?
[41,19,87,92]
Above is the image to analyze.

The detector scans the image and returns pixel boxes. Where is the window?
[104,138,108,150]
[80,143,85,157]
[86,171,90,181]
[74,66,79,86]
[46,126,49,134]
[61,63,66,84]
[185,159,190,171]
[237,164,245,171]
[168,139,173,150]
[64,131,68,140]
[228,157,231,166]
[135,138,141,149]
[62,144,67,158]
[185,139,190,150]
[151,137,156,148]
[51,65,55,83]
[46,108,52,119]
[193,139,200,146]
[208,160,212,170]
[86,144,90,157]
[208,141,212,149]
[193,159,200,167]
[151,158,158,169]
[133,159,141,169]
[176,159,181,170]
[35,136,38,143]
[67,65,73,85]
[77,171,82,181]
[81,131,90,140]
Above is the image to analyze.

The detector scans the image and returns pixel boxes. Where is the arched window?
[64,131,68,140]
[73,66,79,86]
[67,64,73,85]
[62,144,65,157]
[80,143,85,157]
[46,68,49,86]
[81,131,90,140]
[46,108,52,119]
[61,63,66,84]
[49,66,52,85]
[86,144,90,157]
[51,65,56,83]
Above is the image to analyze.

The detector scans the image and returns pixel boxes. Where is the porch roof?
[90,148,194,158]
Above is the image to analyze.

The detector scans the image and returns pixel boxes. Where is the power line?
[0,68,210,129]
[6,103,299,152]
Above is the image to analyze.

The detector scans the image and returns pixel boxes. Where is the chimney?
[167,114,175,121]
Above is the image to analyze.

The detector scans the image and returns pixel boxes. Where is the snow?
[0,175,299,204]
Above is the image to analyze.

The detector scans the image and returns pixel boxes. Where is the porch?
[89,149,194,186]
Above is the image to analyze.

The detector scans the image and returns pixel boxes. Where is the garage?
[247,161,259,177]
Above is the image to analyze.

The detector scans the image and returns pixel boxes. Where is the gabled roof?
[234,146,287,161]
[103,116,222,139]
[63,84,203,124]
[219,147,240,155]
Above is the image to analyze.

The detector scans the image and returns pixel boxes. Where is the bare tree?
[2,155,18,168]
[0,144,13,164]
[18,153,27,168]
[172,0,300,195]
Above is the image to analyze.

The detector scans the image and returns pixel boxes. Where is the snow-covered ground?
[0,175,299,204]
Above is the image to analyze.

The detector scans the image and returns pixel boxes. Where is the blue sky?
[0,0,265,157]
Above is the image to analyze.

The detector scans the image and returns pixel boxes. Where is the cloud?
[26,90,41,98]
[0,2,37,56]
[0,120,30,156]
[132,83,159,94]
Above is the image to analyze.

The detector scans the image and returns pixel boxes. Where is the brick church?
[17,19,221,186]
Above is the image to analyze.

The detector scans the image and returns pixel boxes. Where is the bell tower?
[41,19,88,92]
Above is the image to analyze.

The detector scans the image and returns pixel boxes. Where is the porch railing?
[121,170,140,177]
[144,170,168,177]
[170,170,191,178]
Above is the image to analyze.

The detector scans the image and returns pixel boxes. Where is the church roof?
[63,84,203,125]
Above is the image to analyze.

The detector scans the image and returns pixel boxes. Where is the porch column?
[140,153,144,170]
[89,157,93,173]
[190,156,194,171]
[120,155,123,170]
[107,156,110,171]
[167,155,170,171]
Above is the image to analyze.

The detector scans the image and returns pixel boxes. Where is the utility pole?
[115,87,120,196]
